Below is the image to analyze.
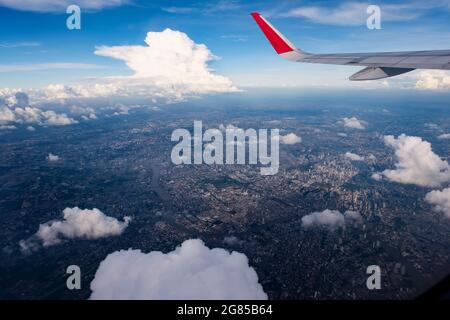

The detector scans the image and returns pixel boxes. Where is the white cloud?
[12,106,76,125]
[302,209,362,230]
[342,117,366,129]
[381,134,450,187]
[415,70,450,90]
[69,105,97,120]
[91,28,238,100]
[344,210,363,224]
[282,2,421,26]
[0,0,128,12]
[425,123,440,130]
[90,239,267,300]
[0,124,16,130]
[21,207,131,249]
[0,92,77,126]
[438,133,450,140]
[371,172,383,181]
[279,133,301,145]
[345,152,364,161]
[425,187,450,218]
[47,153,59,162]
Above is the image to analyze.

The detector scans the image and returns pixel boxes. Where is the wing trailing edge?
[349,67,415,81]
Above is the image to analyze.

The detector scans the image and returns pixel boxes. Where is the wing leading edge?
[251,12,450,80]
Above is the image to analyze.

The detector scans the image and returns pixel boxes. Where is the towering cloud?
[0,29,238,106]
[90,239,267,300]
[89,28,237,100]
[381,134,450,187]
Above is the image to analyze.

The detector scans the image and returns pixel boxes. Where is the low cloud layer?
[20,207,131,251]
[415,70,450,90]
[342,117,366,129]
[0,92,76,127]
[380,134,450,187]
[278,133,301,145]
[302,209,362,230]
[90,239,267,300]
[345,152,364,161]
[425,188,450,218]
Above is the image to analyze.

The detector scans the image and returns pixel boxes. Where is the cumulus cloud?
[21,207,131,250]
[415,70,450,90]
[90,239,267,300]
[91,28,237,100]
[69,105,97,120]
[425,188,450,218]
[342,117,366,129]
[345,152,364,161]
[278,133,301,145]
[438,133,450,140]
[381,134,450,187]
[302,209,362,230]
[0,92,77,126]
[46,153,60,162]
[371,172,383,181]
[0,0,129,13]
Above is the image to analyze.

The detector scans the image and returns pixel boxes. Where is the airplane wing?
[251,12,450,80]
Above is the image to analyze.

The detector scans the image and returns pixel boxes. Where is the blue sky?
[1,0,450,89]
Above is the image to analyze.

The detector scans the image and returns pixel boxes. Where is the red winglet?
[251,12,294,54]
